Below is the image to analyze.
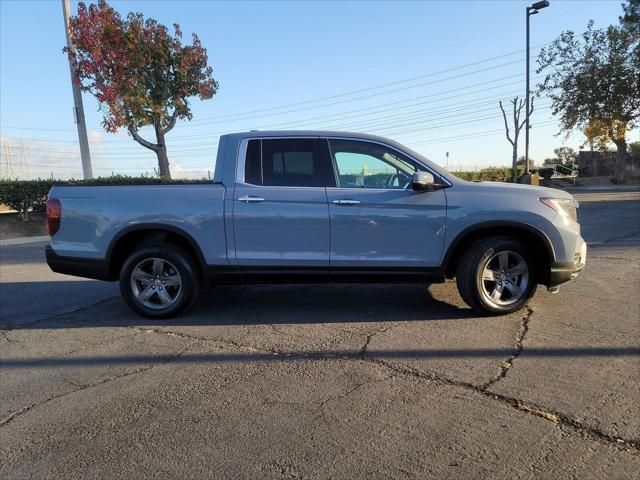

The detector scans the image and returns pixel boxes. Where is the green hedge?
[452,167,525,183]
[0,176,209,220]
[537,167,554,180]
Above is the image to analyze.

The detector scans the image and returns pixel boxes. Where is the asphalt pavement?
[1,190,639,479]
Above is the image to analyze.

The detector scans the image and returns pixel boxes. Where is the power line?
[4,111,555,166]
[184,61,527,128]
[2,45,550,136]
[206,82,542,135]
[313,103,552,133]
[4,103,553,162]
[2,72,547,147]
[187,44,549,122]
[406,120,558,147]
[355,107,553,138]
[110,72,546,141]
[0,82,544,153]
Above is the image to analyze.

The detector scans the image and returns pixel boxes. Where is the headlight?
[540,197,579,222]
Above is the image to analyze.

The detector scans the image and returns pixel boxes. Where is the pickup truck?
[46,130,586,318]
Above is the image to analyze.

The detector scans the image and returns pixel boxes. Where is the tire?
[119,244,200,319]
[456,236,537,315]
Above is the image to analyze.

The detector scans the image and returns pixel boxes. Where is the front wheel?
[119,244,200,319]
[456,236,537,315]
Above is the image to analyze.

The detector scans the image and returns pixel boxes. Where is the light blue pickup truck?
[46,131,586,318]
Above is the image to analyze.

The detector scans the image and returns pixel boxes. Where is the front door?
[233,137,335,274]
[325,138,447,275]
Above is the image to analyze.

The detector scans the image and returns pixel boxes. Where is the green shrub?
[0,176,209,220]
[537,168,554,180]
[452,171,477,181]
[450,167,524,183]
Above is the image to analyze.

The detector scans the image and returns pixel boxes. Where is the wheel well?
[444,226,553,284]
[107,229,204,280]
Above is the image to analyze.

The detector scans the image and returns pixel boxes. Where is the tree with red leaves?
[65,0,218,178]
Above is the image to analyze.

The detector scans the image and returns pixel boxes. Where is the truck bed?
[48,183,227,265]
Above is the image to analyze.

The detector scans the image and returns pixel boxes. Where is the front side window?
[244,138,333,187]
[329,139,417,189]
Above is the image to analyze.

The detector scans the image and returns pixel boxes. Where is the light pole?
[525,0,549,177]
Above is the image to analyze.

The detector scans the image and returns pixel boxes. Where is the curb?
[0,236,50,247]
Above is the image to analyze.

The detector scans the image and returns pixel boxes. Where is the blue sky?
[0,0,635,179]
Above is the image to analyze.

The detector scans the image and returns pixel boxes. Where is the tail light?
[46,197,62,236]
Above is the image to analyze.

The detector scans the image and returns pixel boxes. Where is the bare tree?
[499,96,534,182]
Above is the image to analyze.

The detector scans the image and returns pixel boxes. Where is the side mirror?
[412,171,447,191]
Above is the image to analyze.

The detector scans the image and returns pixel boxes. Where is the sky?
[1,0,637,179]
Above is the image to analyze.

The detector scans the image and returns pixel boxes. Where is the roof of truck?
[226,130,400,142]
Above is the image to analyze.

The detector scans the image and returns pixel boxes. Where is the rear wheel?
[456,236,536,315]
[120,244,200,318]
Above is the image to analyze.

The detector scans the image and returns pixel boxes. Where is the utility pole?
[525,8,531,175]
[445,151,449,171]
[62,0,93,179]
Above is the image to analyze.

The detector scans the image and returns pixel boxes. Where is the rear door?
[232,137,335,274]
[325,138,447,275]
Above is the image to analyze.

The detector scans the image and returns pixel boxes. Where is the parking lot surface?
[1,189,639,479]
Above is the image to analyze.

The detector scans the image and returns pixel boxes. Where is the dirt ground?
[0,212,47,240]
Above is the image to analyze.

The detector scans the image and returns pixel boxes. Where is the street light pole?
[525,1,549,177]
[62,0,93,179]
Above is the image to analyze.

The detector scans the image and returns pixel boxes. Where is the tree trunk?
[155,146,171,178]
[613,139,627,183]
[21,199,30,222]
[154,123,171,178]
[511,134,519,183]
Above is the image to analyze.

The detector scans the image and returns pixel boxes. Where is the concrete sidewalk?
[0,235,49,247]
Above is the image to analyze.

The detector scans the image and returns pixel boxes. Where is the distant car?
[45,131,586,318]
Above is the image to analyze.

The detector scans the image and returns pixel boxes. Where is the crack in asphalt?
[360,324,392,356]
[2,309,637,453]
[481,307,533,389]
[0,330,17,343]
[589,230,640,247]
[317,374,395,410]
[589,255,638,261]
[0,340,196,427]
[0,296,120,331]
[122,323,640,452]
[130,326,288,357]
[364,357,640,452]
[0,365,155,427]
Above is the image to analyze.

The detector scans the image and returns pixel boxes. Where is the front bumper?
[548,239,587,287]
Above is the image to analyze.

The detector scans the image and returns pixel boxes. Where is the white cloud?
[171,162,209,180]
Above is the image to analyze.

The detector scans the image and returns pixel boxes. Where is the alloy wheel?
[130,258,183,310]
[480,250,529,307]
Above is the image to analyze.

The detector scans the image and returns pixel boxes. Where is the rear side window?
[244,138,334,187]
[245,139,262,185]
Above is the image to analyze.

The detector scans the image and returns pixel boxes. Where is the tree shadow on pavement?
[3,346,639,369]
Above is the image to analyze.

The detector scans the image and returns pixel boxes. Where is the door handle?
[332,199,360,206]
[238,196,265,203]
